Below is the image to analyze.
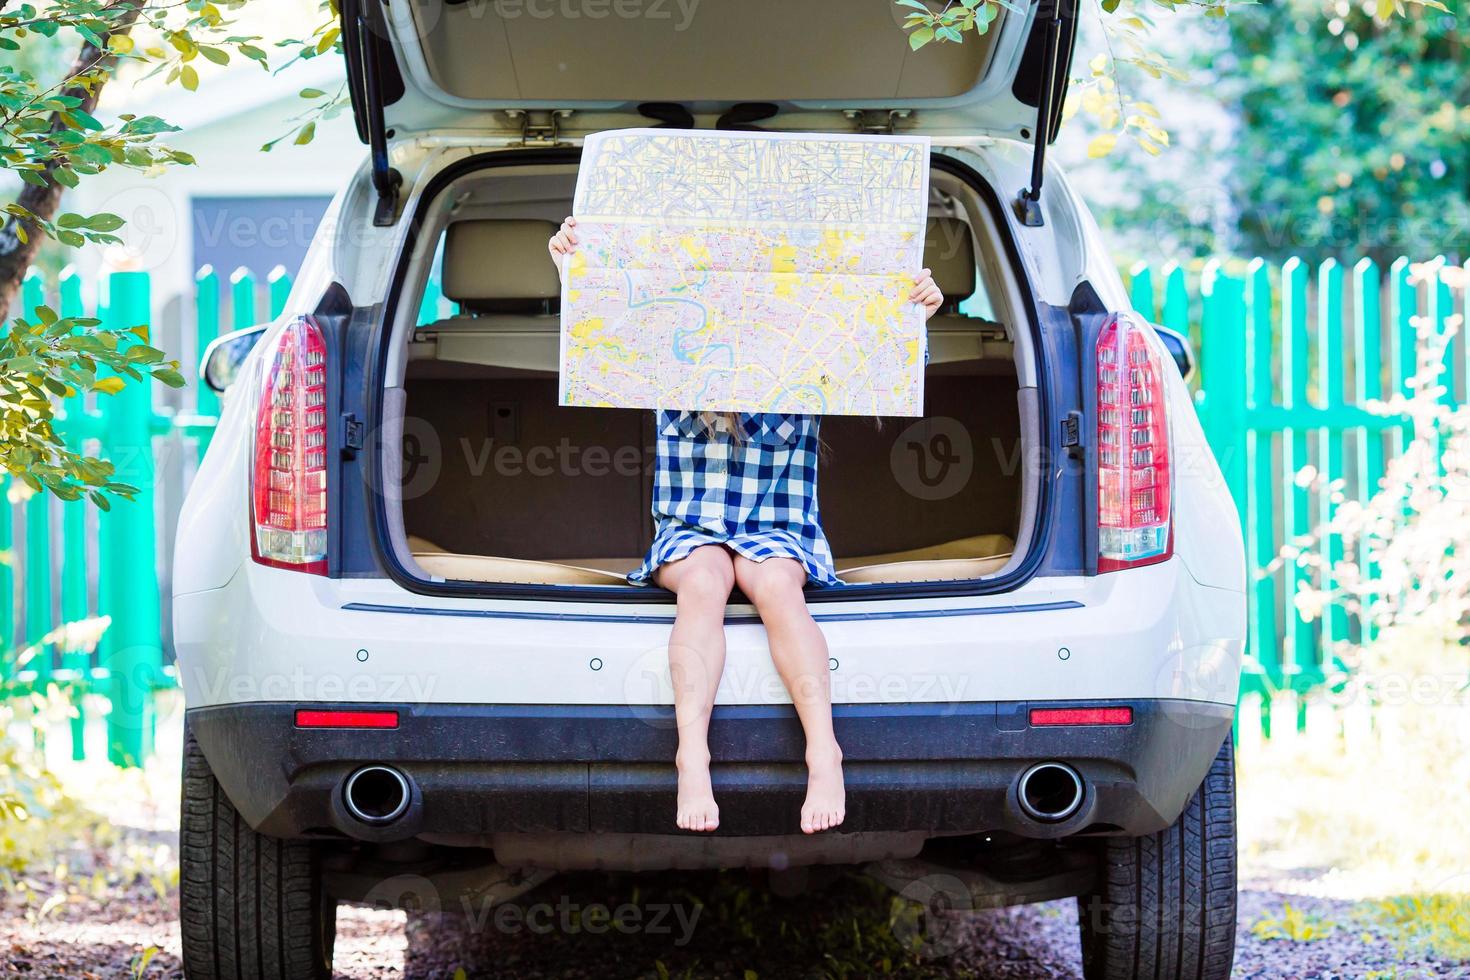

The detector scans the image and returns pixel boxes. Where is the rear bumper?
[189,697,1232,841]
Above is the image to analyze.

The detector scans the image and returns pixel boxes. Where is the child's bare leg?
[733,556,844,834]
[655,545,735,832]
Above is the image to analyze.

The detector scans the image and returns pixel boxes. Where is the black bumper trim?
[189,699,1232,841]
[339,599,1085,626]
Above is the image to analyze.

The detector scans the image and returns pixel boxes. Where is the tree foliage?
[899,0,1453,165]
[1220,0,1467,264]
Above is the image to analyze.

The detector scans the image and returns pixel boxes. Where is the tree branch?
[0,1,143,312]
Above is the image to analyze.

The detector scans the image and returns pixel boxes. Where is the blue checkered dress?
[628,411,841,588]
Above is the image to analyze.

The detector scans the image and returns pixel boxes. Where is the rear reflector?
[1030,706,1133,726]
[294,709,399,729]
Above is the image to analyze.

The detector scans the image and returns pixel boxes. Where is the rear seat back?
[922,216,1010,364]
[923,216,976,309]
[443,218,561,312]
[419,218,565,371]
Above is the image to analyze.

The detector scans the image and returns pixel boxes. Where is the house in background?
[71,54,361,360]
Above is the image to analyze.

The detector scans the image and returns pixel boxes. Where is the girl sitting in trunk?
[550,217,943,834]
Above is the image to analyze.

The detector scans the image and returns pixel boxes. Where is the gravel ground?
[4,853,1467,979]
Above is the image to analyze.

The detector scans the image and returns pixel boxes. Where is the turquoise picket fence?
[0,265,294,766]
[1,257,1462,764]
[1128,256,1466,735]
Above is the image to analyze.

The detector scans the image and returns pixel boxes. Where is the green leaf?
[125,345,167,364]
[909,26,935,49]
[180,65,199,91]
[936,24,964,42]
[83,213,125,232]
[151,367,186,388]
[200,46,230,65]
[294,121,316,145]
[300,87,325,99]
[56,213,86,229]
[69,108,103,131]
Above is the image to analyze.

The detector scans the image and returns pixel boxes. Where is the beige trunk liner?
[407,534,1014,587]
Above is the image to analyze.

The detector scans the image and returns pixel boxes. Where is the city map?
[558,129,931,416]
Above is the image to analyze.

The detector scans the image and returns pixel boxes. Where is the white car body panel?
[174,556,1242,710]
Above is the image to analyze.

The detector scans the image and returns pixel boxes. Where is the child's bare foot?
[800,745,845,834]
[675,750,719,832]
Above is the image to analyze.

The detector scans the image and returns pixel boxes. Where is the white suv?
[172,1,1246,977]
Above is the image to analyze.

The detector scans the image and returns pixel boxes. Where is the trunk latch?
[843,109,912,135]
[505,109,573,146]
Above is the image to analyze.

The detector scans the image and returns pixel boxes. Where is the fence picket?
[1129,261,1156,322]
[195,267,221,420]
[268,265,292,318]
[0,484,11,666]
[1278,258,1316,687]
[1352,258,1383,644]
[96,272,162,767]
[20,274,53,680]
[1244,259,1278,716]
[230,266,257,330]
[57,269,91,760]
[1161,263,1192,350]
[1316,260,1347,659]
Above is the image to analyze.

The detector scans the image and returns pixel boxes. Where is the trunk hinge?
[843,109,912,135]
[351,0,403,228]
[504,109,573,146]
[1014,0,1067,228]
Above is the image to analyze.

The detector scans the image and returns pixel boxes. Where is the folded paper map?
[559,129,931,416]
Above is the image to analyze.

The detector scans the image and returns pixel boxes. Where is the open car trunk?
[376,153,1041,593]
[401,365,1023,587]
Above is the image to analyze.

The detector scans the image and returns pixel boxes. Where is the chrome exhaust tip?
[342,765,412,825]
[1016,762,1085,823]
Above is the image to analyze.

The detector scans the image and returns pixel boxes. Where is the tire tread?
[178,726,333,980]
[1078,736,1237,980]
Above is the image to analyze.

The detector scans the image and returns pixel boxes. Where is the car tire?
[1077,735,1237,980]
[179,725,336,979]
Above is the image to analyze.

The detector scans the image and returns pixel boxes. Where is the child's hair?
[696,412,746,443]
[694,411,879,457]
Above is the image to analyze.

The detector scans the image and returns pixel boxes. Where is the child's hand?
[547,216,577,274]
[909,269,943,320]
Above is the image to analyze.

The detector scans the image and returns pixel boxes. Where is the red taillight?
[1030,706,1134,726]
[294,709,399,729]
[251,316,328,574]
[1096,312,1172,573]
